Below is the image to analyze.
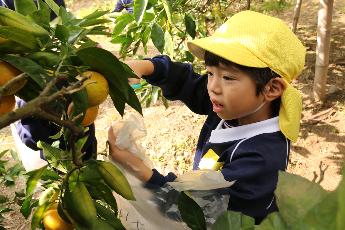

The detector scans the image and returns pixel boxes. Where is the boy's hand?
[107,125,153,182]
[108,126,127,163]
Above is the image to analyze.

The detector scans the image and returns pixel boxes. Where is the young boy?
[108,10,305,224]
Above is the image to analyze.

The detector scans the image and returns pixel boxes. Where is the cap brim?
[187,37,268,68]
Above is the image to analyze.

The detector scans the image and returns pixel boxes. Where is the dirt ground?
[0,0,344,229]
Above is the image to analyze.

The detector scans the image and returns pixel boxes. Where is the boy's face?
[206,63,266,124]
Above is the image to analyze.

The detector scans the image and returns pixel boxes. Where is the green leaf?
[75,136,88,157]
[30,7,51,29]
[14,0,37,16]
[178,192,206,230]
[337,168,345,230]
[79,19,111,27]
[0,150,8,159]
[44,0,60,16]
[0,54,48,89]
[38,187,56,206]
[161,0,172,25]
[58,25,84,44]
[134,0,148,24]
[275,171,328,225]
[87,26,111,36]
[151,23,165,53]
[86,219,115,230]
[0,195,8,204]
[31,203,49,230]
[37,141,67,173]
[255,212,287,230]
[109,88,126,116]
[141,26,151,46]
[85,181,118,214]
[164,30,173,56]
[95,202,125,229]
[111,35,131,44]
[76,47,142,115]
[0,26,39,50]
[212,211,255,230]
[185,14,196,38]
[59,7,77,25]
[70,89,88,125]
[10,149,20,162]
[25,166,48,195]
[6,163,25,181]
[95,183,118,214]
[0,207,12,214]
[151,86,159,104]
[40,169,60,181]
[293,192,337,230]
[126,83,142,115]
[84,10,109,20]
[113,13,134,36]
[20,195,33,218]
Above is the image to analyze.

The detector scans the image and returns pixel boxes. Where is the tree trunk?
[292,0,303,33]
[313,0,334,102]
[246,0,251,10]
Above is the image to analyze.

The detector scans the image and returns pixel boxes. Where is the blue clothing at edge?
[113,0,133,13]
[143,55,290,223]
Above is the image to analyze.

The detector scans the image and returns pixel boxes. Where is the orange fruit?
[78,71,109,107]
[0,37,7,44]
[67,103,99,127]
[0,61,26,95]
[0,95,15,116]
[0,61,21,86]
[42,208,74,230]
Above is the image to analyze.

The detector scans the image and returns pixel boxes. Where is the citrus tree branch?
[0,73,28,100]
[0,79,85,136]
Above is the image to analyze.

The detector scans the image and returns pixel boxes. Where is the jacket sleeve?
[113,0,124,12]
[144,55,212,115]
[145,169,177,188]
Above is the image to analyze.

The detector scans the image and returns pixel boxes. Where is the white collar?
[209,117,280,143]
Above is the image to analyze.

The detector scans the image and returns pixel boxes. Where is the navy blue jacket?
[144,55,290,223]
[113,0,133,13]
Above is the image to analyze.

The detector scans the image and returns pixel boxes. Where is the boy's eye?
[223,76,234,80]
[206,71,213,77]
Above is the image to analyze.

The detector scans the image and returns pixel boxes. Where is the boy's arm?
[126,56,212,115]
[108,126,176,186]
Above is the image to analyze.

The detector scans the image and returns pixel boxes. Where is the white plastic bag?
[111,114,153,169]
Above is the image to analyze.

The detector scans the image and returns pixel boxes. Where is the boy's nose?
[208,77,222,95]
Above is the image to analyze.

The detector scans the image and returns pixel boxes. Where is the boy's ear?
[263,78,285,102]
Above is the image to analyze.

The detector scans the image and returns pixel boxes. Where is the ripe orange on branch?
[0,95,15,116]
[67,103,99,127]
[0,61,21,85]
[0,37,7,44]
[78,71,109,107]
[42,208,74,230]
[0,61,26,95]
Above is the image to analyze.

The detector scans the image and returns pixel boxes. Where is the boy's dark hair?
[204,51,281,116]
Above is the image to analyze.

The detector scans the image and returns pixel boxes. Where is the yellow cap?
[187,11,306,142]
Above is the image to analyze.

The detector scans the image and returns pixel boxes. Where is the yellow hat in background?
[187,10,306,142]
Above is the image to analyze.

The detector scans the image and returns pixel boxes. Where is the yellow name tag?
[198,149,224,171]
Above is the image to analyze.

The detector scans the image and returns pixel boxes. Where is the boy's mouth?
[211,100,224,113]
